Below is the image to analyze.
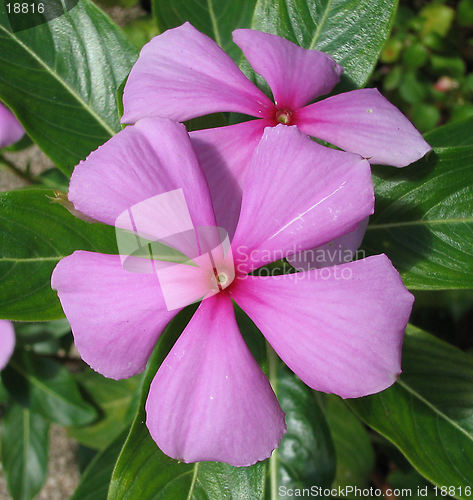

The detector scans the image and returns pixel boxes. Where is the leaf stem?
[187,462,199,500]
[266,342,279,500]
[0,153,36,184]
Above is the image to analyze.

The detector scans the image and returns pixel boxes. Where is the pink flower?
[0,320,15,370]
[0,103,24,149]
[51,119,413,466]
[122,23,431,239]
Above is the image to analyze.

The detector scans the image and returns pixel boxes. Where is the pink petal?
[122,23,274,124]
[190,119,269,238]
[231,125,374,273]
[297,88,432,167]
[51,251,178,379]
[69,118,215,228]
[146,294,286,466]
[0,320,15,370]
[231,254,414,399]
[233,29,342,110]
[287,217,369,270]
[0,103,24,149]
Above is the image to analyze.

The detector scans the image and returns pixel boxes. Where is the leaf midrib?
[368,217,473,230]
[309,0,335,49]
[0,256,65,263]
[0,22,115,137]
[206,0,222,47]
[397,379,473,443]
[21,408,30,499]
[186,463,200,500]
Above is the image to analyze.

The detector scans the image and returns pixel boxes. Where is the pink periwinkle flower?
[51,119,413,466]
[0,102,24,149]
[122,23,431,239]
[0,320,15,370]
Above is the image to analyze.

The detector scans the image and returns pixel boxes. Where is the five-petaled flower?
[122,23,431,239]
[0,102,24,149]
[52,119,413,466]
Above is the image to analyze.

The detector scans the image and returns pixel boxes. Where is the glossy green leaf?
[266,363,335,498]
[152,0,255,61]
[3,350,98,426]
[348,324,473,496]
[0,0,137,174]
[68,370,140,450]
[388,469,437,499]
[250,0,398,89]
[424,117,473,148]
[0,378,8,403]
[71,432,127,500]
[363,146,473,289]
[1,405,49,500]
[324,396,374,493]
[0,188,117,320]
[15,318,71,345]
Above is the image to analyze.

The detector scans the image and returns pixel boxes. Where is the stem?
[266,342,279,500]
[0,153,36,184]
[186,463,199,500]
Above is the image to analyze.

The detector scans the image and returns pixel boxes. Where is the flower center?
[216,272,229,286]
[211,266,234,293]
[274,108,293,125]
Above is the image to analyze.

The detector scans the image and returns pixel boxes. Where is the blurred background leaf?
[371,0,473,132]
[1,405,49,500]
[2,350,98,426]
[67,370,140,450]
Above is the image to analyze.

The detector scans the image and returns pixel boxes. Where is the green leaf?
[0,0,137,174]
[363,146,473,290]
[1,405,49,500]
[419,3,455,38]
[71,432,128,500]
[68,370,140,450]
[15,319,71,345]
[324,396,374,493]
[123,16,159,50]
[388,469,437,499]
[152,0,255,62]
[267,363,335,498]
[108,307,266,500]
[0,188,117,320]
[3,350,98,426]
[250,0,398,89]
[348,324,473,496]
[36,167,69,190]
[424,117,473,148]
